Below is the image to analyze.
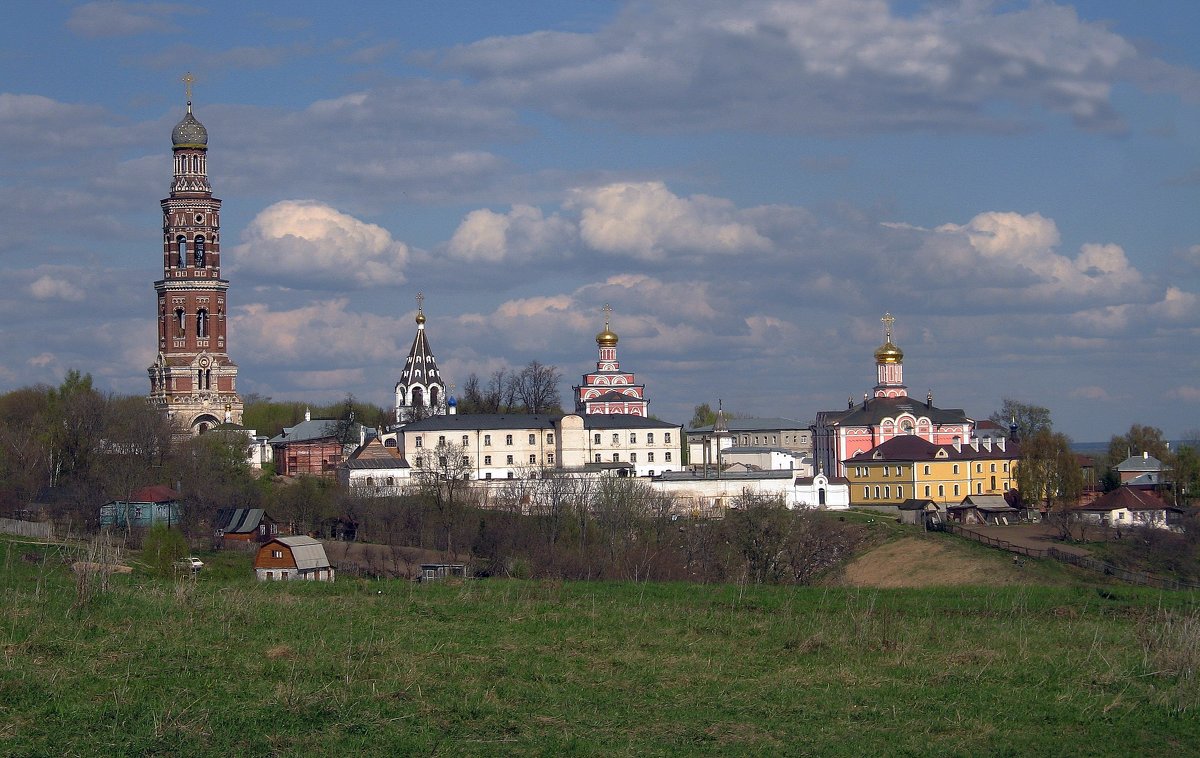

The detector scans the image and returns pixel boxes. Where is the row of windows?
[854,461,1011,477]
[363,477,398,487]
[593,432,671,445]
[733,433,810,445]
[172,308,211,338]
[860,479,1012,500]
[414,431,672,448]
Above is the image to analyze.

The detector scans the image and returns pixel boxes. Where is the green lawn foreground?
[2,536,1199,756]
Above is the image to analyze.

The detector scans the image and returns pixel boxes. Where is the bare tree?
[513,360,563,414]
[410,440,475,558]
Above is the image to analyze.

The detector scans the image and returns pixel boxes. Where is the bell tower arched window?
[430,386,440,407]
[175,308,186,336]
[412,387,424,408]
[195,236,205,268]
[196,308,208,338]
[176,236,187,268]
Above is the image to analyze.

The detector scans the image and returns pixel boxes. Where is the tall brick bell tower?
[148,74,242,433]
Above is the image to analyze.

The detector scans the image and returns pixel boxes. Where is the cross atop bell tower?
[148,77,242,434]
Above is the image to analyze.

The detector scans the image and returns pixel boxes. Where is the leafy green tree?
[1101,424,1171,491]
[690,403,717,429]
[1017,429,1084,538]
[142,524,189,577]
[989,398,1052,441]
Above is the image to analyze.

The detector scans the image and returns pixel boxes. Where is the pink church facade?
[813,314,975,478]
[574,306,648,416]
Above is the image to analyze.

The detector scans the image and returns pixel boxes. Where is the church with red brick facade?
[147,76,242,433]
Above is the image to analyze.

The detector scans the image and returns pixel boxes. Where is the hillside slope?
[830,534,1037,588]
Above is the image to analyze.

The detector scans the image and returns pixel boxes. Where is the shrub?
[142,524,188,577]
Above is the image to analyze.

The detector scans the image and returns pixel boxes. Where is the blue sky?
[2,1,1199,441]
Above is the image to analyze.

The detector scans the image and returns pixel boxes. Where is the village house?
[1114,452,1168,487]
[100,485,182,529]
[268,411,367,477]
[254,536,335,581]
[946,494,1022,526]
[1071,486,1179,531]
[213,507,280,543]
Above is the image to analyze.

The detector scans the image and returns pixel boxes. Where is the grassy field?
[2,535,1199,756]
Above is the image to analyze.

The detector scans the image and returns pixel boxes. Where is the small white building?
[718,446,812,476]
[651,470,850,515]
[1072,486,1178,530]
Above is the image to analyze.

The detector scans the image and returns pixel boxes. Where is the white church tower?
[394,293,447,423]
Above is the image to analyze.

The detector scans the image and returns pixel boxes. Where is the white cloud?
[1149,286,1199,322]
[447,204,575,262]
[229,200,409,289]
[232,298,400,367]
[29,275,85,302]
[931,211,1142,302]
[438,0,1156,134]
[567,182,771,261]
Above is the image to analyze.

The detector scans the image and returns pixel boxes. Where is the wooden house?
[213,507,280,543]
[254,536,335,582]
[100,485,181,529]
[897,498,942,528]
[947,494,1020,526]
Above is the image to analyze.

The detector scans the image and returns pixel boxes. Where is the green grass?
[2,536,1200,756]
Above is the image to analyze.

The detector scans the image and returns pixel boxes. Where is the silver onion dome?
[172,106,208,148]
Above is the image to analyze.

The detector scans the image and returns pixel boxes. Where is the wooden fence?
[0,518,54,540]
[944,522,1200,591]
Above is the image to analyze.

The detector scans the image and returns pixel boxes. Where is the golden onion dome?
[874,340,903,364]
[596,326,618,347]
[415,311,426,325]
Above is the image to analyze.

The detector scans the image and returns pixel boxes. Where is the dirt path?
[834,536,1027,588]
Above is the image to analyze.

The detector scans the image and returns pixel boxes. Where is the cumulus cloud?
[929,211,1143,302]
[232,298,400,368]
[29,275,85,302]
[447,205,575,262]
[229,200,410,289]
[436,0,1162,134]
[67,2,197,38]
[567,182,771,261]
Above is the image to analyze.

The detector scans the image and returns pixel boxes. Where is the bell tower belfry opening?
[148,73,242,434]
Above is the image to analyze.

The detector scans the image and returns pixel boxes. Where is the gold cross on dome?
[182,72,194,102]
[416,291,424,312]
[602,302,612,329]
[881,312,895,341]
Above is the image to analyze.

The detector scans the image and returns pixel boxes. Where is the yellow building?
[844,435,1019,508]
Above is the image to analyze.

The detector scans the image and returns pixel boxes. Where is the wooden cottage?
[214,507,280,543]
[99,485,182,529]
[897,498,942,529]
[254,536,335,582]
[947,495,1020,526]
